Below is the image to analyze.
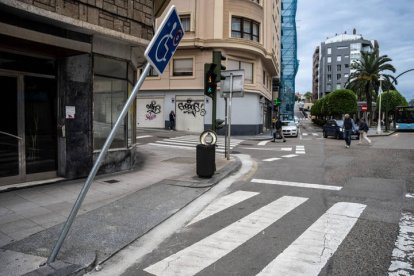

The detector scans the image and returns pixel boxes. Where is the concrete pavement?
[0,130,242,276]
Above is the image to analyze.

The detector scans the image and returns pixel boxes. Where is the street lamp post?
[376,75,385,134]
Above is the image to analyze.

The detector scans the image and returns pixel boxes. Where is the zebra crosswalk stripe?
[187,191,259,226]
[257,202,366,276]
[388,212,414,275]
[143,196,308,276]
[251,179,342,191]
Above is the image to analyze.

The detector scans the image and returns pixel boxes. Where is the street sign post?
[47,5,184,264]
[145,5,184,75]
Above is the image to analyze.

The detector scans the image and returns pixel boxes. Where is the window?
[344,73,349,78]
[263,70,266,85]
[327,57,331,63]
[345,64,349,68]
[337,56,342,62]
[180,15,190,32]
[327,83,332,91]
[327,65,332,72]
[228,59,253,84]
[231,16,260,42]
[93,56,134,150]
[140,67,158,77]
[327,47,332,55]
[337,74,341,80]
[336,83,341,89]
[337,64,341,71]
[327,74,332,82]
[173,58,193,76]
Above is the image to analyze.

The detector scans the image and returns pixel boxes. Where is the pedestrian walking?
[272,117,286,142]
[169,110,175,130]
[343,114,353,148]
[271,116,276,137]
[358,118,371,145]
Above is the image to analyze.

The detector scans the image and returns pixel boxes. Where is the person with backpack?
[272,117,286,142]
[358,118,371,145]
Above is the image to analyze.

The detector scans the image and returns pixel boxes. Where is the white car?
[282,121,298,137]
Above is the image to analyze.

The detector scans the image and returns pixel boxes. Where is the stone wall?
[18,0,154,40]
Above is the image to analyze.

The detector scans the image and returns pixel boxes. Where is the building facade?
[317,29,378,99]
[0,0,169,186]
[137,0,281,135]
[312,46,319,100]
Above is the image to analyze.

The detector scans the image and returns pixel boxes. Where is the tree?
[378,90,408,131]
[409,98,414,106]
[324,89,357,117]
[304,92,313,102]
[346,49,396,125]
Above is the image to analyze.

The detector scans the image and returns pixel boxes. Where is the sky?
[295,0,414,101]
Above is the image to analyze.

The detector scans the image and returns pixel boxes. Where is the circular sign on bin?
[200,130,217,145]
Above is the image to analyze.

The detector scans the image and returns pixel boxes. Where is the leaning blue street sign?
[145,5,185,75]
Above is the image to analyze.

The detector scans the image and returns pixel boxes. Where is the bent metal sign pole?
[47,6,184,264]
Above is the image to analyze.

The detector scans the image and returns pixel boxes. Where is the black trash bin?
[196,144,215,178]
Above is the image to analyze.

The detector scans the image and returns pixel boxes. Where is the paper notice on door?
[66,106,75,119]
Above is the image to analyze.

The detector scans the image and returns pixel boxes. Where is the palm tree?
[346,49,396,125]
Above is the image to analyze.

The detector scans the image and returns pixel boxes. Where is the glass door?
[24,76,57,174]
[0,75,20,178]
[0,74,57,186]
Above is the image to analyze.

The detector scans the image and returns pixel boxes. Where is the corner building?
[0,0,170,185]
[138,0,281,135]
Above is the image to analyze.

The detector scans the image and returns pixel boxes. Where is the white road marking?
[281,154,298,158]
[136,135,152,139]
[263,158,282,162]
[302,133,309,136]
[187,191,259,226]
[258,140,270,146]
[257,202,366,276]
[251,179,342,191]
[312,133,319,136]
[388,212,414,275]
[405,193,414,198]
[143,196,308,276]
[296,145,305,155]
[240,147,292,151]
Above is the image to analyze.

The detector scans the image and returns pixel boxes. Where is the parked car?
[282,121,298,137]
[322,119,359,139]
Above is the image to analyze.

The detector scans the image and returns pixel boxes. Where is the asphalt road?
[92,120,414,276]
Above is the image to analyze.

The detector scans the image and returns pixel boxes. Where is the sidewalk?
[0,134,241,276]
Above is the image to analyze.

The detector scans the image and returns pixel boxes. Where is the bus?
[395,106,414,131]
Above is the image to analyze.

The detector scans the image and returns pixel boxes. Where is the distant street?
[92,120,414,276]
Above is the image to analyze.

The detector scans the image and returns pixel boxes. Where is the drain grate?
[104,179,120,184]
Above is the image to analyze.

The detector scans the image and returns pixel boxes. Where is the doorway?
[0,73,57,185]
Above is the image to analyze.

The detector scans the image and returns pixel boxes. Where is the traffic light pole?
[226,73,233,160]
[212,92,217,132]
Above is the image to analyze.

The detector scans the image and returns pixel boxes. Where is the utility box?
[196,144,215,178]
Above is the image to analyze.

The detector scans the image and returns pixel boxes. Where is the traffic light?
[204,63,217,97]
[274,98,281,106]
[213,51,226,83]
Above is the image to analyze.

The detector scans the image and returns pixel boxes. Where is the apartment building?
[137,0,281,135]
[317,29,378,98]
[312,46,319,100]
[0,0,170,185]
